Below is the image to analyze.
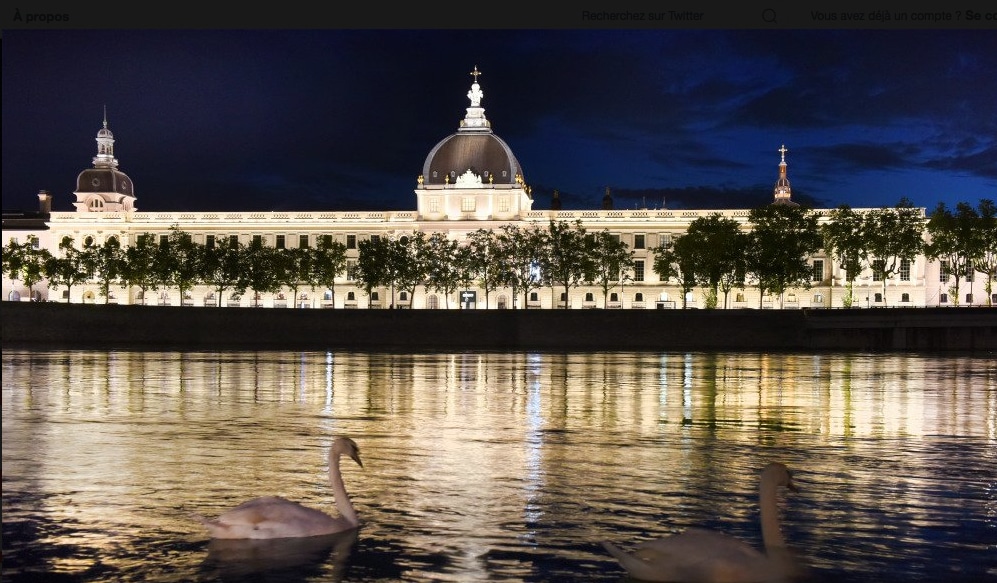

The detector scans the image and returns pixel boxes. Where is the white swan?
[601,462,803,583]
[194,436,363,539]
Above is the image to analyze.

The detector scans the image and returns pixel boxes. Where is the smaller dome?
[76,168,134,196]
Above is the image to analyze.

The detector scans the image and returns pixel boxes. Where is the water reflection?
[202,529,357,581]
[2,349,995,583]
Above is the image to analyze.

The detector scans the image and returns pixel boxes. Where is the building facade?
[3,71,979,310]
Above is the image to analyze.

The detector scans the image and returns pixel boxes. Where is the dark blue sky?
[3,29,995,214]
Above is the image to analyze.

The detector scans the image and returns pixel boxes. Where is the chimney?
[38,190,52,214]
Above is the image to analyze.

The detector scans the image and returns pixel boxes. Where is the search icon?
[762,8,777,23]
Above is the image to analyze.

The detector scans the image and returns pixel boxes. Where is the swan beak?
[350,451,363,468]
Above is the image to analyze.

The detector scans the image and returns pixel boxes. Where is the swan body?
[195,436,363,540]
[602,462,801,583]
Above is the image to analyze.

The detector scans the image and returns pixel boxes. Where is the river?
[2,349,995,582]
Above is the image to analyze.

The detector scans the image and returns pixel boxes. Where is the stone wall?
[2,302,995,352]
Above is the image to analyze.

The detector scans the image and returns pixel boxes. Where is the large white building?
[2,70,977,310]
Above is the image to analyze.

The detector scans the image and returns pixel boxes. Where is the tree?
[746,204,823,308]
[496,223,545,309]
[2,237,50,301]
[926,202,978,305]
[356,236,390,308]
[420,232,461,308]
[653,234,697,308]
[586,230,633,308]
[200,235,244,307]
[44,236,89,303]
[822,205,868,308]
[865,198,926,305]
[277,246,310,308]
[310,235,347,308]
[391,233,425,309]
[540,220,589,308]
[974,199,997,306]
[241,238,282,307]
[166,227,203,306]
[120,233,160,305]
[468,229,503,309]
[88,236,125,303]
[683,215,747,309]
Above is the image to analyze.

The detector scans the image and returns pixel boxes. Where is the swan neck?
[759,480,786,551]
[329,453,359,526]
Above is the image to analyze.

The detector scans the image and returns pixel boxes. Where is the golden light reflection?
[2,349,994,581]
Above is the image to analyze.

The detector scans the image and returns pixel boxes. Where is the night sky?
[3,29,995,214]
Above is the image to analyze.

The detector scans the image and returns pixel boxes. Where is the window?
[347,234,357,249]
[610,292,619,302]
[901,293,910,302]
[160,234,169,246]
[633,260,645,282]
[347,291,356,301]
[299,234,309,249]
[900,258,911,281]
[461,197,476,212]
[812,259,824,282]
[399,291,408,301]
[530,292,539,302]
[229,234,239,246]
[370,234,380,243]
[872,259,885,282]
[940,293,948,303]
[276,235,285,249]
[735,292,745,303]
[253,234,263,246]
[560,292,567,301]
[497,197,510,212]
[874,293,883,303]
[29,236,40,250]
[427,295,439,309]
[346,260,357,280]
[634,293,644,302]
[585,292,594,302]
[966,293,974,303]
[205,234,215,249]
[940,260,949,282]
[813,293,824,303]
[323,290,332,300]
[371,292,379,301]
[634,234,645,249]
[429,197,440,213]
[321,234,333,247]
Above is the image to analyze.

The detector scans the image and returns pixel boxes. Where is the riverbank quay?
[3,302,994,352]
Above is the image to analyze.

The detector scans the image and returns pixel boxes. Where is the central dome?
[421,67,524,187]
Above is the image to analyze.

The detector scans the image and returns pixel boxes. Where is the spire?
[459,65,491,132]
[93,107,119,170]
[772,144,796,205]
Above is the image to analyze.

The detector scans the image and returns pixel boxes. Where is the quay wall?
[2,302,995,352]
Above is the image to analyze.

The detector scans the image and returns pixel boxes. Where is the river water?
[2,349,995,583]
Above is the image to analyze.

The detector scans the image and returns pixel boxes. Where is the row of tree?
[4,198,996,308]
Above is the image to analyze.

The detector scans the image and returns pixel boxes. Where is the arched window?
[901,293,910,303]
[610,292,619,302]
[585,292,594,302]
[634,293,644,302]
[400,291,408,301]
